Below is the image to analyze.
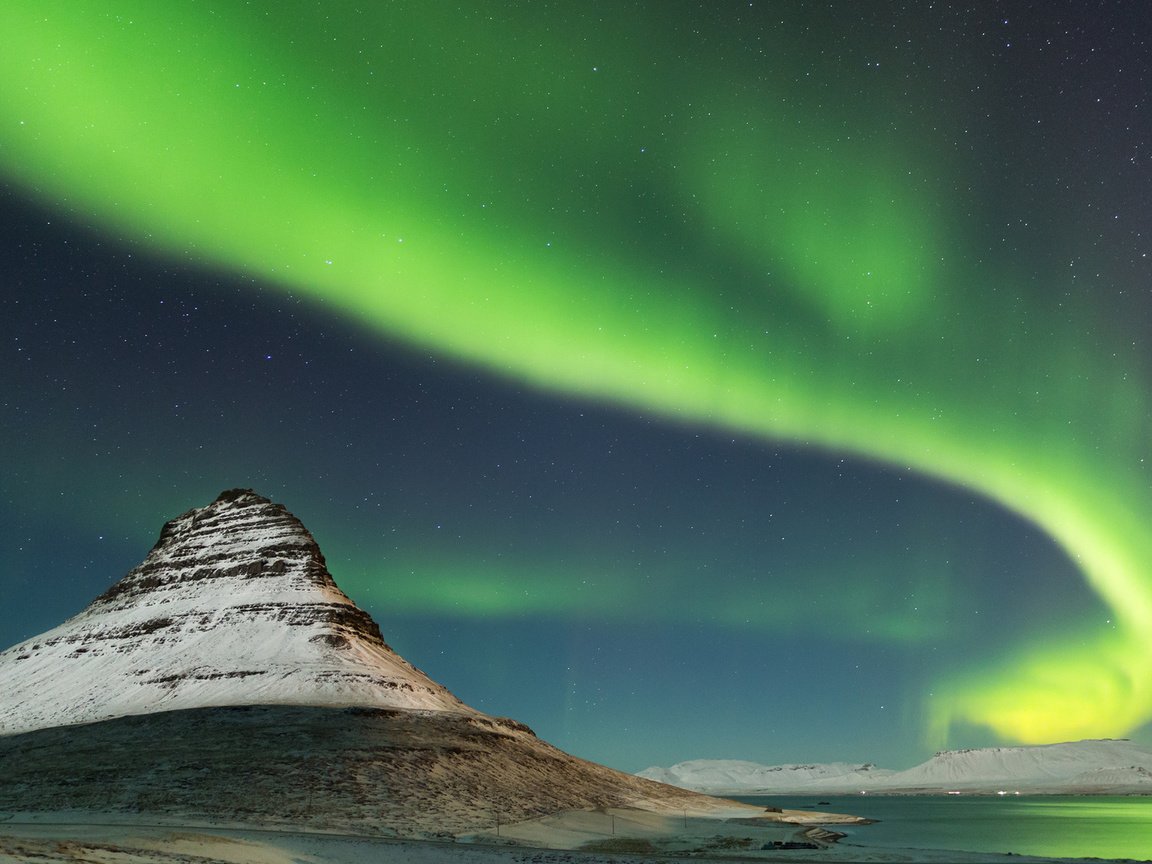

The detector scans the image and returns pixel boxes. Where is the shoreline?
[0,809,1131,864]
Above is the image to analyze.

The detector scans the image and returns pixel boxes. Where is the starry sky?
[1,1,1150,771]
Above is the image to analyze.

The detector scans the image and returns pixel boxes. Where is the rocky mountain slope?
[640,739,1152,794]
[0,489,469,736]
[0,704,736,837]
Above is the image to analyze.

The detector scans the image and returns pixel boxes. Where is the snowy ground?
[0,811,1120,864]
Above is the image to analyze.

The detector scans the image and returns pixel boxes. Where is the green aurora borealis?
[1,2,1150,763]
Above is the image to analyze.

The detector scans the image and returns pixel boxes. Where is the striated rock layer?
[0,489,468,736]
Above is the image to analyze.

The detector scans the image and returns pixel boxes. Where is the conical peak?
[95,488,333,610]
[159,488,288,542]
[0,490,471,735]
[90,489,395,657]
[213,487,269,505]
[156,487,316,558]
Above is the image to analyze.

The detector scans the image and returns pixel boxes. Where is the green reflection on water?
[1004,797,1152,860]
[736,795,1151,861]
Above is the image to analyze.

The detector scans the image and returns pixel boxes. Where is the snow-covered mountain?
[640,740,1152,794]
[0,488,470,736]
[882,739,1152,792]
[638,759,895,793]
[0,489,832,838]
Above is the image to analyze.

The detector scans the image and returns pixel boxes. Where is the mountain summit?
[0,489,468,736]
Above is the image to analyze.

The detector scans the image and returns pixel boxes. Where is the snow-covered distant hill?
[637,759,895,793]
[882,739,1152,793]
[640,740,1152,795]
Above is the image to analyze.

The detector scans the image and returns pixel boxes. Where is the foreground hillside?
[0,704,764,838]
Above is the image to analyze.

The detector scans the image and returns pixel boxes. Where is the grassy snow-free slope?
[0,705,769,837]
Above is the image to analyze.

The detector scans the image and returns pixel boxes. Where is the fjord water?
[734,795,1152,860]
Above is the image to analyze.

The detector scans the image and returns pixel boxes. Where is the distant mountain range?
[639,739,1152,794]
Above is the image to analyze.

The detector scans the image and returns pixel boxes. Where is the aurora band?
[0,2,1148,744]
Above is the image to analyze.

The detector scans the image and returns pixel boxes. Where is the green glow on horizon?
[337,553,952,644]
[1,3,1149,746]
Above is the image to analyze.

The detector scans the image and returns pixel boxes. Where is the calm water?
[732,795,1152,861]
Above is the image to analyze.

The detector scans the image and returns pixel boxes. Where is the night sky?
[2,2,1150,772]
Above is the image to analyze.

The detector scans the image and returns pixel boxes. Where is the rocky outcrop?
[0,489,468,736]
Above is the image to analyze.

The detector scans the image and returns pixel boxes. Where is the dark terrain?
[0,704,712,837]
